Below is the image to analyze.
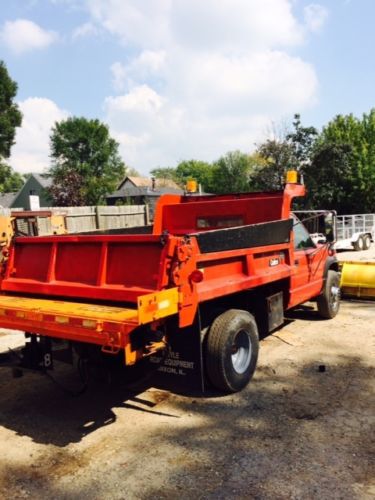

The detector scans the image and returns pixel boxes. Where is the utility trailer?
[335,214,375,251]
[0,176,340,393]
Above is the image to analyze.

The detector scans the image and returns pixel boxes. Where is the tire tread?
[317,270,340,319]
[206,309,258,392]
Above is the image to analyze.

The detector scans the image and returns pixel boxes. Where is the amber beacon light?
[286,170,298,184]
[186,179,198,193]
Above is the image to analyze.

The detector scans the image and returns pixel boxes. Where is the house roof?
[120,176,181,190]
[107,184,183,199]
[0,192,17,208]
[9,172,52,209]
[32,173,52,188]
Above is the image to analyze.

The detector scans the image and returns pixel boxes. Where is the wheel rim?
[330,285,340,311]
[358,238,364,250]
[231,330,251,374]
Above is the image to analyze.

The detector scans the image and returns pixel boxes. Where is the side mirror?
[323,212,336,243]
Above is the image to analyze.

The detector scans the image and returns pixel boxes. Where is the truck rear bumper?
[0,288,179,357]
[0,295,138,349]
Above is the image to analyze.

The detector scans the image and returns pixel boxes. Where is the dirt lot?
[0,248,374,500]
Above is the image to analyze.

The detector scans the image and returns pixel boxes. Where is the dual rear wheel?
[354,234,371,251]
[205,309,259,393]
[205,271,341,392]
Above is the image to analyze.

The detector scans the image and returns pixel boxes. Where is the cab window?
[293,216,316,249]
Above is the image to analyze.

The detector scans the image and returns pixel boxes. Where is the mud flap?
[0,334,54,375]
[148,311,205,393]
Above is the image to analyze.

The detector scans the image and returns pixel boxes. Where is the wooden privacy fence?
[59,205,149,233]
[1,205,149,235]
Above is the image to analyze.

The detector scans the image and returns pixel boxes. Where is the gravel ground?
[337,243,375,263]
[0,246,374,500]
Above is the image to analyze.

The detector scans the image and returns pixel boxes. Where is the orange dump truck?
[0,176,340,393]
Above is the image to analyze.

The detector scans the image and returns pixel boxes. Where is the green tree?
[304,110,375,213]
[0,60,22,160]
[210,151,255,194]
[0,163,23,193]
[126,167,141,177]
[47,117,125,206]
[151,160,214,191]
[303,143,353,211]
[251,140,296,190]
[252,115,318,191]
[150,167,179,183]
[175,160,213,191]
[286,113,318,167]
[0,60,23,194]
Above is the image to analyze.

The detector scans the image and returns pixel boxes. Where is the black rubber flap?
[193,218,293,253]
[148,313,205,393]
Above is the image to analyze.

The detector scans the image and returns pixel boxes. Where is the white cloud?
[9,98,69,174]
[169,0,304,50]
[304,4,329,33]
[165,50,317,116]
[88,0,305,50]
[104,52,317,170]
[105,85,164,114]
[110,51,166,91]
[72,22,98,40]
[88,0,171,48]
[1,19,58,54]
[88,0,325,172]
[110,62,127,92]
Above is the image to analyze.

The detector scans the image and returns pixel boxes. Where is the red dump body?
[3,234,166,303]
[0,182,330,361]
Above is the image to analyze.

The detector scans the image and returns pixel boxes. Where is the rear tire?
[205,309,259,393]
[317,270,340,319]
[353,236,364,251]
[363,234,371,250]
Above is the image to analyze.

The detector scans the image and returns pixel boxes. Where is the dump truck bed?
[0,231,180,358]
[2,233,165,303]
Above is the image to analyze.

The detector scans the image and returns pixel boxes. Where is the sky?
[0,0,374,175]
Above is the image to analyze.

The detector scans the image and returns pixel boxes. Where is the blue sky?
[1,0,374,175]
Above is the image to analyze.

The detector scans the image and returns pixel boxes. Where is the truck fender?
[319,255,339,295]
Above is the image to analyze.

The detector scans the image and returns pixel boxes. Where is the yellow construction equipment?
[340,261,375,299]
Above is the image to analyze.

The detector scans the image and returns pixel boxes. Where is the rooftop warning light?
[186,179,198,193]
[286,170,298,184]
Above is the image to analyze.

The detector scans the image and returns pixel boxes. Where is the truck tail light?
[189,270,204,283]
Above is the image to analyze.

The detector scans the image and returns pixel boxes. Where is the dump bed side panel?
[193,220,294,303]
[1,234,166,303]
[159,196,284,234]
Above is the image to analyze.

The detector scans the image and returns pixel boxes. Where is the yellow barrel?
[340,261,375,299]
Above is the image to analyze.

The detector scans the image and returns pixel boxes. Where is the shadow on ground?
[144,355,374,499]
[0,350,374,499]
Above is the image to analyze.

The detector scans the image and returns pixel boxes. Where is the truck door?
[290,216,326,306]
